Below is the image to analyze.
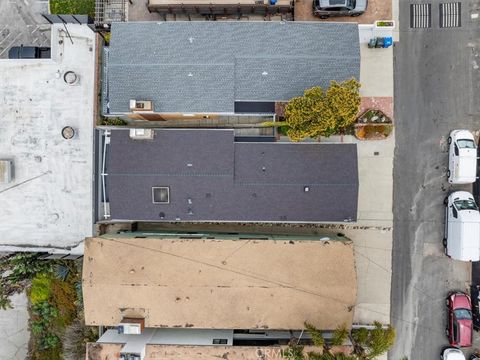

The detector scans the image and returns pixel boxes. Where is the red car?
[446,292,473,347]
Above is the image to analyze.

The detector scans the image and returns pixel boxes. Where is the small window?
[452,206,458,218]
[152,187,170,204]
[212,339,228,345]
[454,144,459,156]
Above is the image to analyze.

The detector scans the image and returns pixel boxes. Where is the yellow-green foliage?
[304,321,325,347]
[284,79,361,141]
[29,274,53,305]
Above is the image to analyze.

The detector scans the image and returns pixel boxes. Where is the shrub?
[30,274,53,305]
[99,117,127,126]
[49,0,95,18]
[51,279,77,326]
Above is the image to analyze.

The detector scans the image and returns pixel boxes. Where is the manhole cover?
[410,3,432,28]
[440,2,461,28]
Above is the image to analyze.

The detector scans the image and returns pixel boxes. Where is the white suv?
[448,130,477,184]
[441,347,465,360]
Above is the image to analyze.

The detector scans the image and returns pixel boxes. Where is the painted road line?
[410,3,432,29]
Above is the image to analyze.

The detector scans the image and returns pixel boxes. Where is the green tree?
[351,322,396,359]
[331,324,349,347]
[305,321,325,347]
[284,79,361,141]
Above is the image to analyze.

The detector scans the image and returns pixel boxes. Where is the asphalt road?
[390,0,480,359]
[0,0,50,59]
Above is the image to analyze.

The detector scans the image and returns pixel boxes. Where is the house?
[82,232,357,359]
[102,21,360,121]
[0,24,96,253]
[98,128,358,223]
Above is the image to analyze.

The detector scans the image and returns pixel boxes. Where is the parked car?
[8,45,51,59]
[313,0,367,19]
[470,285,480,331]
[441,347,466,360]
[446,292,473,348]
[448,130,478,184]
[470,354,480,360]
[444,191,480,261]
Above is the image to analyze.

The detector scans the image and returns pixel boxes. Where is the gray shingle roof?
[106,22,360,114]
[106,129,358,222]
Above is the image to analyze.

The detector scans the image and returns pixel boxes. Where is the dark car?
[446,292,473,348]
[8,45,51,59]
[313,0,367,19]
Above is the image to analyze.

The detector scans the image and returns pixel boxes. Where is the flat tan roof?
[86,344,353,360]
[83,236,356,330]
[87,344,283,360]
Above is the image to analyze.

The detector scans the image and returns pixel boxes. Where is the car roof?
[319,0,348,7]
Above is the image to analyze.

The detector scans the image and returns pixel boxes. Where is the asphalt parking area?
[0,0,50,58]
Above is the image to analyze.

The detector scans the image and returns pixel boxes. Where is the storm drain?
[439,2,461,28]
[410,3,431,28]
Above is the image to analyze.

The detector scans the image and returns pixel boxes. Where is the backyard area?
[0,254,96,360]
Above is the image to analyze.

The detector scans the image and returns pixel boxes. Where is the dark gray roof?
[106,129,358,222]
[105,22,360,114]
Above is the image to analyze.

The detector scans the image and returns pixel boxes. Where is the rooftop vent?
[129,100,153,112]
[62,126,75,139]
[118,317,145,335]
[129,129,154,140]
[63,71,80,85]
[0,160,13,184]
[152,187,170,204]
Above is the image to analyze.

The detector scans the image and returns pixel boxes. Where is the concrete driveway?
[0,0,50,58]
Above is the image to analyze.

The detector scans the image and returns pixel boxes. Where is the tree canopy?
[284,79,361,141]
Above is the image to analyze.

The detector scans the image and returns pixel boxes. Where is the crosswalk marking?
[410,3,431,28]
[439,2,461,28]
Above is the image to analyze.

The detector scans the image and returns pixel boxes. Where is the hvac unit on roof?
[129,129,154,140]
[117,317,145,335]
[0,160,13,184]
[129,100,153,112]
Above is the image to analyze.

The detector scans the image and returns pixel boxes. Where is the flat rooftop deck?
[0,24,96,252]
[83,236,357,329]
[104,129,358,223]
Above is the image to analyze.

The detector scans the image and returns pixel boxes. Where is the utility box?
[0,160,13,184]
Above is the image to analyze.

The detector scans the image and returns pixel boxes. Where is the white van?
[444,191,480,261]
[448,130,478,184]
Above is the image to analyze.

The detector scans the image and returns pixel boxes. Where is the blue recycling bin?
[383,37,393,48]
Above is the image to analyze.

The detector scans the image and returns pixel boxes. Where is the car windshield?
[454,199,478,211]
[454,308,472,320]
[457,139,476,149]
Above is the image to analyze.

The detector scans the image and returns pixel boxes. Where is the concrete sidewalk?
[319,14,395,335]
[0,292,29,360]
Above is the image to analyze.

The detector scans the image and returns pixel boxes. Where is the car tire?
[447,170,451,178]
[319,15,329,19]
[448,136,452,144]
[351,13,361,17]
[444,197,448,205]
[443,238,447,249]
